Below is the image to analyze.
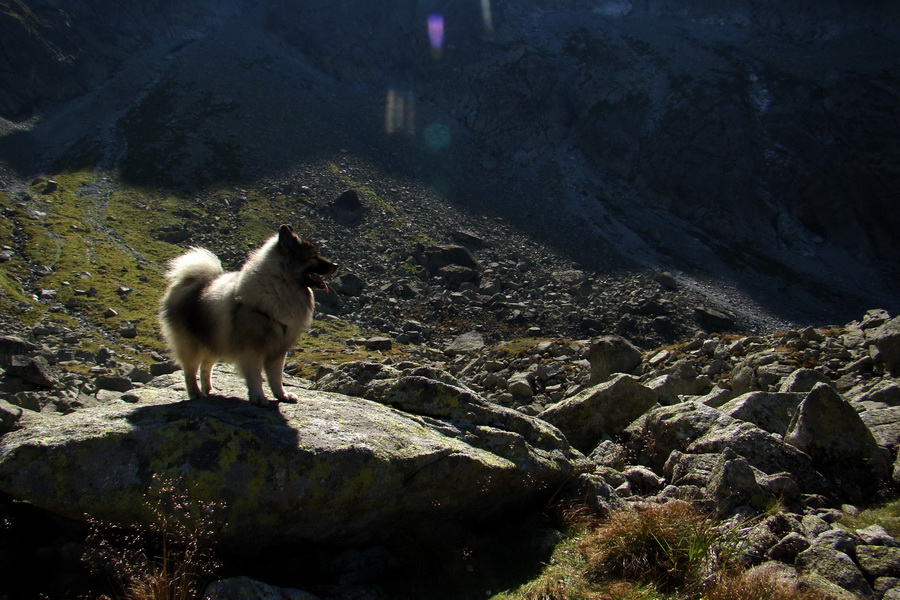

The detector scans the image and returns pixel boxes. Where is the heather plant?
[84,477,222,600]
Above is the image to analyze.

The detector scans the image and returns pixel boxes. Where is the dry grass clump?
[493,500,837,600]
[580,500,740,596]
[84,478,222,600]
[704,567,833,600]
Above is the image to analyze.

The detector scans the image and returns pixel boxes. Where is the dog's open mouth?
[306,272,329,292]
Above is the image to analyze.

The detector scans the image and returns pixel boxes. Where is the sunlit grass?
[492,501,838,600]
[837,498,900,538]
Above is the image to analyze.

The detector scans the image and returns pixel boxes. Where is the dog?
[158,224,337,406]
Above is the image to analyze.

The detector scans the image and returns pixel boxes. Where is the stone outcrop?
[538,374,658,453]
[0,370,578,551]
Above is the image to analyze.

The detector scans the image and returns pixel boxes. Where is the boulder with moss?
[0,369,579,551]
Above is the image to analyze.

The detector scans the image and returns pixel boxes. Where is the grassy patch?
[838,499,900,539]
[326,162,397,214]
[492,501,836,600]
[288,316,408,379]
[1,170,391,370]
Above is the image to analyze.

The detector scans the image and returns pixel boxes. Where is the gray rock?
[422,245,481,272]
[362,337,392,351]
[857,524,900,547]
[570,473,625,517]
[628,401,732,472]
[0,399,23,433]
[854,381,900,407]
[4,355,58,388]
[444,331,485,356]
[856,545,900,580]
[0,373,576,550]
[315,361,402,398]
[871,317,900,375]
[767,531,810,562]
[796,544,874,599]
[128,367,155,385]
[730,351,780,395]
[706,451,762,510]
[693,306,734,332]
[450,230,485,247]
[330,189,366,224]
[785,383,891,501]
[757,472,801,504]
[801,514,833,539]
[0,335,40,356]
[365,374,577,474]
[718,391,803,436]
[150,361,179,376]
[94,374,134,393]
[779,368,833,393]
[687,419,834,497]
[861,406,900,448]
[586,335,642,385]
[623,465,663,494]
[507,373,534,398]
[439,264,480,287]
[539,374,659,453]
[204,576,319,600]
[333,273,365,296]
[646,359,710,397]
[663,450,720,488]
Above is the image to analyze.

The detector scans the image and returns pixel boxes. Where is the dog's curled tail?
[164,247,223,285]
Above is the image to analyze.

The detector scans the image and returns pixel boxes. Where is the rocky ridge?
[2,308,900,598]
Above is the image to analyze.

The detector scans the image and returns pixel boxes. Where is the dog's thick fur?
[159,224,337,405]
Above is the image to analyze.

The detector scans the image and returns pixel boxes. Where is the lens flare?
[423,122,451,151]
[427,13,444,58]
[385,88,416,136]
[481,0,494,32]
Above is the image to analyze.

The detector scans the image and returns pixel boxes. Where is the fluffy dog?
[159,224,337,405]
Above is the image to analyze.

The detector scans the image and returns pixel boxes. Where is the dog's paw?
[278,391,299,404]
[249,395,270,407]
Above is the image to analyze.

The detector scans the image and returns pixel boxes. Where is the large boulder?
[625,401,733,472]
[784,383,892,502]
[628,400,834,497]
[586,335,643,385]
[871,316,900,375]
[539,374,659,453]
[718,391,804,436]
[0,371,578,551]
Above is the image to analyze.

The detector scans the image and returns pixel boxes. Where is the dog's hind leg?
[181,359,204,399]
[199,359,215,396]
[265,353,298,403]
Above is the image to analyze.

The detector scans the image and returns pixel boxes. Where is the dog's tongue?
[309,273,328,293]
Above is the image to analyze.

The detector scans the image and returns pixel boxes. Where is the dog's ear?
[278,224,297,254]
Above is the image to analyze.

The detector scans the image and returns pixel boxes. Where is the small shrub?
[580,501,742,597]
[84,478,222,600]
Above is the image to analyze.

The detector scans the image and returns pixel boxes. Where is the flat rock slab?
[0,381,574,551]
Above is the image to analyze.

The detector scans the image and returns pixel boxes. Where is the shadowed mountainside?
[1,0,898,327]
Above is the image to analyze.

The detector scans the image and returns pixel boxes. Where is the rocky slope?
[1,307,900,598]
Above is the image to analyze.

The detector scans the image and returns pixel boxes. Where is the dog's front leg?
[240,361,269,406]
[265,354,299,403]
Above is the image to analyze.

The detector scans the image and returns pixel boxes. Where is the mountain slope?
[0,0,897,336]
